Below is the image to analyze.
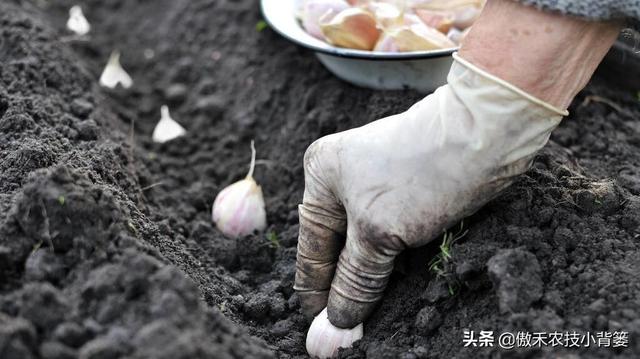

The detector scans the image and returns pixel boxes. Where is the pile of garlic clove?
[299,0,484,52]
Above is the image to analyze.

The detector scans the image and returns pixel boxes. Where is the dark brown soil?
[0,0,639,358]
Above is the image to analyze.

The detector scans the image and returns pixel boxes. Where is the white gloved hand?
[294,53,567,329]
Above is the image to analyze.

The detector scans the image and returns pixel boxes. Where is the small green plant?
[31,240,43,253]
[429,221,467,274]
[255,20,268,32]
[57,195,65,206]
[127,220,138,236]
[266,231,280,248]
[428,221,468,296]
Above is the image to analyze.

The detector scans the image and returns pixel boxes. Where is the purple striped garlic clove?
[212,141,267,238]
[306,308,364,358]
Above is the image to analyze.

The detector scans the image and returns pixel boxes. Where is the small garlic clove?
[348,0,403,6]
[373,32,399,52]
[306,308,363,359]
[99,51,133,89]
[402,13,423,26]
[367,1,403,29]
[377,22,456,52]
[66,5,91,36]
[212,141,267,238]
[212,178,267,238]
[410,0,484,30]
[409,0,482,10]
[447,26,470,44]
[152,105,186,143]
[301,0,349,40]
[414,9,454,34]
[451,4,482,30]
[446,27,462,44]
[320,8,380,51]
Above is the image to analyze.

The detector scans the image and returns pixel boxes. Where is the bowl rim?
[260,0,457,61]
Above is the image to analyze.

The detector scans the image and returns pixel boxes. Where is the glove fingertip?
[297,290,329,320]
[326,293,375,329]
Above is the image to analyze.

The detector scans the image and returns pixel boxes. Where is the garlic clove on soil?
[320,7,380,51]
[99,51,133,89]
[212,141,267,238]
[152,105,186,143]
[66,5,91,36]
[306,308,364,358]
[301,0,350,40]
[374,22,456,52]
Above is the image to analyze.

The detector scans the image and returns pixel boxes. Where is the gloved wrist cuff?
[452,52,569,117]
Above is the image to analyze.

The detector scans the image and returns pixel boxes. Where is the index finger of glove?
[294,140,346,319]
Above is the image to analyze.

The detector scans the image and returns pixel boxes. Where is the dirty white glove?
[294,53,567,329]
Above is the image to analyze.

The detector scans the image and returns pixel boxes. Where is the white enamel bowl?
[261,0,457,93]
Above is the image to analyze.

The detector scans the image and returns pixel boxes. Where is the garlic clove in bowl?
[366,1,403,29]
[375,22,456,52]
[320,7,380,51]
[301,0,350,40]
[414,9,454,34]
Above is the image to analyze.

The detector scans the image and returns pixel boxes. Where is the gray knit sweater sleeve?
[516,0,639,26]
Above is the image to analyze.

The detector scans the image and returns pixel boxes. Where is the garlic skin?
[306,308,363,359]
[66,5,90,36]
[212,141,267,238]
[99,51,133,89]
[302,0,349,40]
[320,8,380,51]
[152,105,186,143]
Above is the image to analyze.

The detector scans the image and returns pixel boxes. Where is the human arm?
[295,0,623,330]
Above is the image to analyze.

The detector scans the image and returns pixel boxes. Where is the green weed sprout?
[428,221,468,295]
[266,231,280,248]
[256,20,268,32]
